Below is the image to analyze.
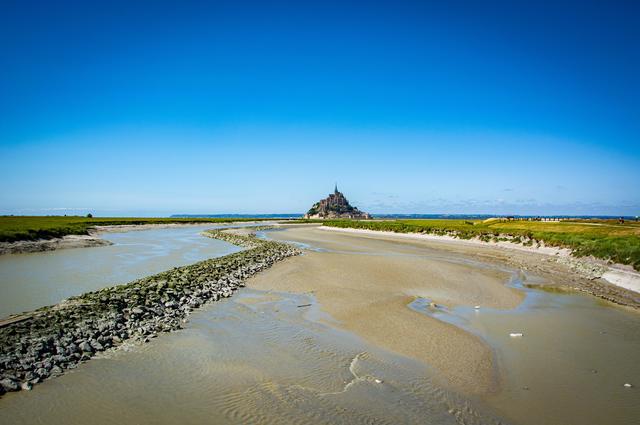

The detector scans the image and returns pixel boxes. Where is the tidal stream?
[0,225,241,318]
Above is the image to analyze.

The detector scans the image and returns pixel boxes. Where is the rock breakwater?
[0,228,300,395]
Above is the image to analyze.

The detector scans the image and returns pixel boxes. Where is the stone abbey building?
[304,185,372,219]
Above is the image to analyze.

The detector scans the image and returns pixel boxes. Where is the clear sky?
[1,0,638,216]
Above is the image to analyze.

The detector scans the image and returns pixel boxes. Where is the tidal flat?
[253,225,640,425]
[1,225,638,425]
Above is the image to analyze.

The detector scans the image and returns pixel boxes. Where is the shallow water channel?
[411,275,640,425]
[0,225,241,318]
[0,288,503,424]
[265,227,640,425]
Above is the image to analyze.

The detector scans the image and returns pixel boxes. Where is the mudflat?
[249,225,524,394]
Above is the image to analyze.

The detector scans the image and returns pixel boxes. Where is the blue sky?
[1,0,638,216]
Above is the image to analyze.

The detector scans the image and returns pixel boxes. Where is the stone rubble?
[555,256,608,280]
[0,228,300,396]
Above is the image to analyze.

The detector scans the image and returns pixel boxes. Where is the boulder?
[0,378,19,392]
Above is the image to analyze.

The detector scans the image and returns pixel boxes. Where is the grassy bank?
[0,216,280,243]
[322,219,640,271]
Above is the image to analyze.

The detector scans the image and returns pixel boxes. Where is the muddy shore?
[249,225,640,397]
[0,234,112,255]
[2,224,637,398]
[0,229,300,395]
[319,226,640,307]
[1,224,638,424]
[250,226,520,395]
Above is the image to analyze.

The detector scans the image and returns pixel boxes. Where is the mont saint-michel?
[304,185,372,219]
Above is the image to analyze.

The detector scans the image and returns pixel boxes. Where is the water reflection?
[0,289,505,425]
[410,274,640,425]
[0,225,241,317]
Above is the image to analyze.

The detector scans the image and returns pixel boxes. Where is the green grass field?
[322,218,640,270]
[3,216,639,270]
[0,216,279,243]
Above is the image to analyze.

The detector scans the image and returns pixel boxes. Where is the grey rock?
[0,378,19,392]
[91,340,104,351]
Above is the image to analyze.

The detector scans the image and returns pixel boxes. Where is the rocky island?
[304,185,372,219]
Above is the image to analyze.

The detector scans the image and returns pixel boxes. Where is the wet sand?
[250,226,524,394]
[417,285,640,425]
[249,225,640,425]
[320,225,640,302]
[0,288,505,425]
[2,224,638,424]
